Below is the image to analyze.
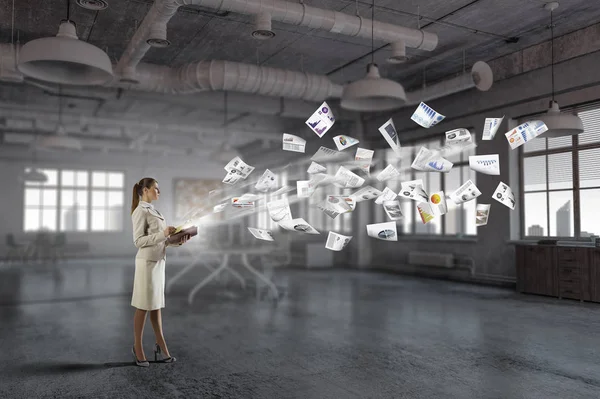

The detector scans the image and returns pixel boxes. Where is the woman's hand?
[164,226,176,237]
[179,234,191,245]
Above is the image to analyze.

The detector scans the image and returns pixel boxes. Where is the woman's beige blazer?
[131,201,168,261]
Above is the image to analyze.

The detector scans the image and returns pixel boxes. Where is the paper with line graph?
[469,154,500,175]
[411,102,446,128]
[305,101,335,138]
[325,231,353,251]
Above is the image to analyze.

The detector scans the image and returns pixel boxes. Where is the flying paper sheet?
[505,120,548,150]
[375,187,398,205]
[231,197,254,208]
[350,186,383,202]
[239,193,260,202]
[278,218,320,234]
[398,179,429,202]
[493,182,516,210]
[379,118,402,155]
[429,191,448,216]
[445,128,473,145]
[469,154,500,175]
[476,204,491,226]
[366,221,398,241]
[325,231,353,251]
[255,169,278,192]
[309,173,335,189]
[213,203,227,213]
[247,227,275,241]
[311,146,349,163]
[411,146,453,172]
[305,101,335,138]
[482,117,504,140]
[411,102,446,128]
[307,162,327,174]
[355,147,375,176]
[376,164,401,182]
[333,135,359,151]
[222,171,243,185]
[267,198,292,223]
[297,180,315,198]
[224,156,255,179]
[383,200,404,221]
[334,166,365,188]
[417,202,435,224]
[282,133,306,153]
[272,185,295,196]
[317,195,352,219]
[449,179,481,204]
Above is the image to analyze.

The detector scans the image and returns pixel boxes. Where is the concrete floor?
[1,258,600,399]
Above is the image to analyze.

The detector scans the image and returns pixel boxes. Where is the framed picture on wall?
[173,178,222,221]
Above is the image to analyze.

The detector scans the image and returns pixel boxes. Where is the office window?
[389,134,477,236]
[91,172,125,231]
[521,106,600,238]
[24,168,59,231]
[23,168,125,232]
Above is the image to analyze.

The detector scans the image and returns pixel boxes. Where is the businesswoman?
[130,177,188,367]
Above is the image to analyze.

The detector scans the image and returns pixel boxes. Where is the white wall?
[0,149,224,258]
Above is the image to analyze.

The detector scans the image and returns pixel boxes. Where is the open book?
[167,225,198,245]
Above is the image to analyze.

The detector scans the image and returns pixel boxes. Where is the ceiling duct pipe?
[126,60,342,101]
[405,61,494,105]
[115,0,438,76]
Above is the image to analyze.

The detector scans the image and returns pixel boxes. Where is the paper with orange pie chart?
[417,202,435,224]
[505,120,548,150]
[429,191,448,216]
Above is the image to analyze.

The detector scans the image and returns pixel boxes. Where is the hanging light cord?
[66,0,71,21]
[371,0,375,64]
[550,9,555,102]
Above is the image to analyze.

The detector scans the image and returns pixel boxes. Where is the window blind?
[579,108,600,145]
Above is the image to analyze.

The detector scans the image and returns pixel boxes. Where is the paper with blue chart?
[469,154,500,175]
[411,146,453,172]
[378,118,402,155]
[305,101,336,138]
[411,102,446,128]
[482,117,504,140]
[367,221,398,241]
[505,120,548,149]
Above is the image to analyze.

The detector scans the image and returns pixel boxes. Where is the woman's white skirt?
[131,258,166,311]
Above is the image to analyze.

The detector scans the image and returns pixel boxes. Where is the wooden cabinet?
[516,245,600,302]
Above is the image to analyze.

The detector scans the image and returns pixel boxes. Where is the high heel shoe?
[154,343,176,363]
[132,346,149,367]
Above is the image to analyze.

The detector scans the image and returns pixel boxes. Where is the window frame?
[519,105,600,240]
[23,167,126,233]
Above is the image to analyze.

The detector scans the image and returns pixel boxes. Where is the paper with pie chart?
[349,186,383,203]
[505,120,548,150]
[366,221,398,241]
[417,202,435,224]
[255,169,278,192]
[317,195,353,219]
[411,102,446,128]
[398,179,429,202]
[429,191,448,216]
[449,179,481,204]
[469,154,500,175]
[278,218,320,234]
[379,118,402,155]
[325,232,353,251]
[282,133,306,153]
[333,135,359,151]
[382,200,404,221]
[266,198,292,223]
[305,101,335,138]
[482,117,504,140]
[247,227,275,241]
[493,182,516,210]
[476,204,491,226]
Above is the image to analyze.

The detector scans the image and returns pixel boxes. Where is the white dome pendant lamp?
[341,0,407,112]
[17,0,113,86]
[537,1,583,137]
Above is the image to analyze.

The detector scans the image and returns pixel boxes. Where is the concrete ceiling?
[0,0,598,154]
